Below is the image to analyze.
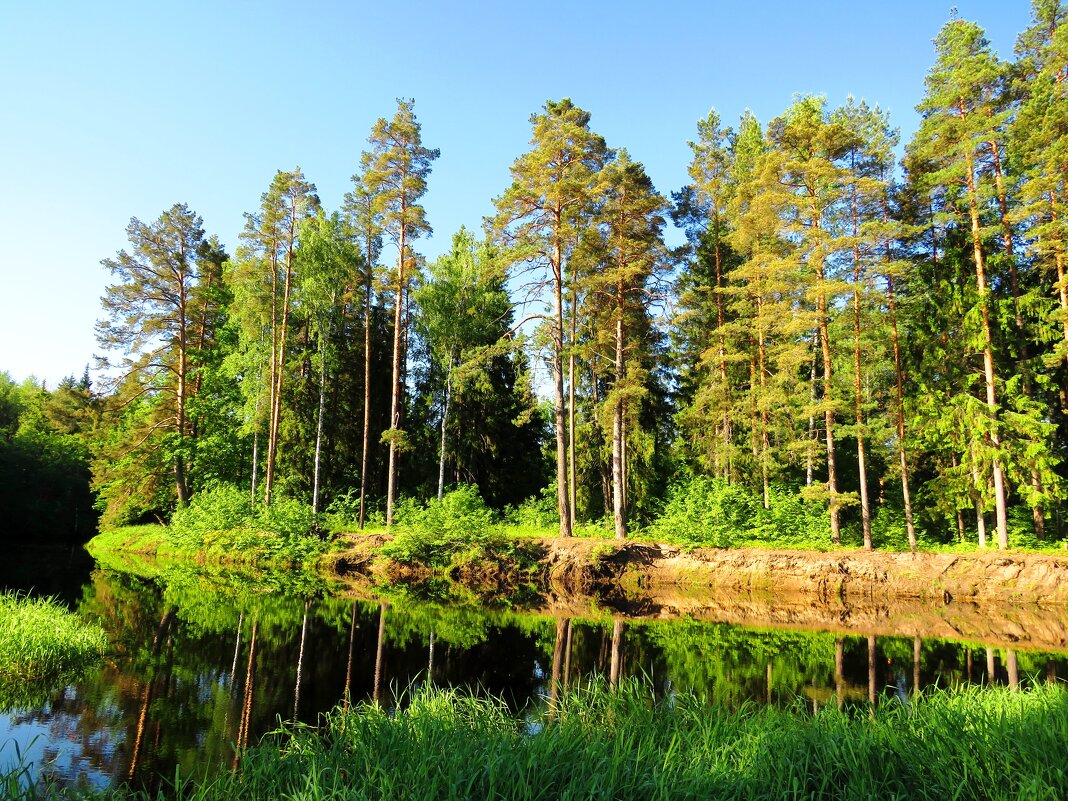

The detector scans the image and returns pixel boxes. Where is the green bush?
[648,476,759,547]
[385,485,504,566]
[170,483,253,547]
[648,477,831,548]
[504,485,559,530]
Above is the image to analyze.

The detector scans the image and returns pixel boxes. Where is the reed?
[0,592,107,691]
[6,680,1067,800]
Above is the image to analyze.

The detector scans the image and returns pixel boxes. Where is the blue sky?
[0,0,1029,387]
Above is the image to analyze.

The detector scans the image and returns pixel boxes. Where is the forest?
[2,2,1066,553]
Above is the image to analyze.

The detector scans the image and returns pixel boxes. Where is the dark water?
[2,546,1067,795]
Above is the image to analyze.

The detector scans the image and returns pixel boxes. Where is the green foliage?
[12,682,1066,800]
[0,592,107,711]
[648,476,830,548]
[385,485,501,566]
[503,485,559,531]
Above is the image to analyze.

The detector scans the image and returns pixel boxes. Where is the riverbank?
[87,525,1068,652]
[329,531,1068,603]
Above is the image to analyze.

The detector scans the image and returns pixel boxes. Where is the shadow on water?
[0,552,1066,795]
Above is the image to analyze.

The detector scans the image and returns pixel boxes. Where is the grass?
[0,592,108,710]
[5,681,1068,800]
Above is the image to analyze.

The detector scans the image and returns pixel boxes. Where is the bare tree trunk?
[550,618,567,707]
[806,335,818,487]
[552,230,572,537]
[1006,648,1019,692]
[563,619,573,691]
[344,601,357,709]
[437,358,453,501]
[965,146,1009,549]
[867,635,877,709]
[312,327,328,514]
[568,295,578,532]
[612,295,626,540]
[265,247,280,505]
[986,647,996,686]
[386,227,406,527]
[373,603,387,703]
[835,638,845,710]
[756,287,770,510]
[913,636,921,697]
[886,273,916,550]
[235,620,257,766]
[712,208,731,481]
[358,240,373,528]
[293,600,310,720]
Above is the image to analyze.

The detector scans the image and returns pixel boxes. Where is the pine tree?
[586,151,669,539]
[344,172,386,528]
[912,18,1014,548]
[491,99,611,537]
[94,204,222,518]
[234,169,319,505]
[361,99,438,527]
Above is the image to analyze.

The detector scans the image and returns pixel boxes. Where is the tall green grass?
[0,592,107,710]
[7,681,1067,800]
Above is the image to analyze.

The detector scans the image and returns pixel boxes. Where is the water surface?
[1,546,1065,795]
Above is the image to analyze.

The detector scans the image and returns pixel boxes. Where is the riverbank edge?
[89,526,1068,605]
[87,527,1068,652]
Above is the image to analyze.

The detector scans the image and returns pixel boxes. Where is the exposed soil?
[328,534,1068,652]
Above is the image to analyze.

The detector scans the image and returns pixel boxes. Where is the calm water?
[2,545,1067,795]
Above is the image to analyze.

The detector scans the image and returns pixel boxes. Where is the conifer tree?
[912,19,1014,548]
[95,204,222,518]
[234,169,319,505]
[344,173,385,528]
[361,99,438,527]
[586,151,669,539]
[491,99,610,537]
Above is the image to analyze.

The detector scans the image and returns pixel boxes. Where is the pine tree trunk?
[265,249,279,505]
[437,359,453,501]
[991,140,1045,538]
[756,292,770,511]
[806,335,818,487]
[386,222,406,527]
[358,232,373,529]
[293,601,309,719]
[613,301,626,540]
[609,619,624,689]
[817,263,840,544]
[850,172,871,549]
[373,603,386,703]
[312,329,327,515]
[712,209,731,481]
[249,429,258,504]
[568,299,577,532]
[552,230,572,537]
[971,460,988,549]
[965,148,1009,549]
[887,275,916,551]
[1049,196,1068,408]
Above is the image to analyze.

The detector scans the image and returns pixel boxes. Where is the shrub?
[505,485,559,531]
[385,485,503,566]
[648,476,760,547]
[170,483,253,548]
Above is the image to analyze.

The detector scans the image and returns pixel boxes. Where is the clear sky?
[0,0,1031,387]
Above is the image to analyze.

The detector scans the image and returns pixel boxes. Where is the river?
[2,543,1066,796]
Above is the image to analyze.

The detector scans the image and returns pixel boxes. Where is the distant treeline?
[12,3,1068,550]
